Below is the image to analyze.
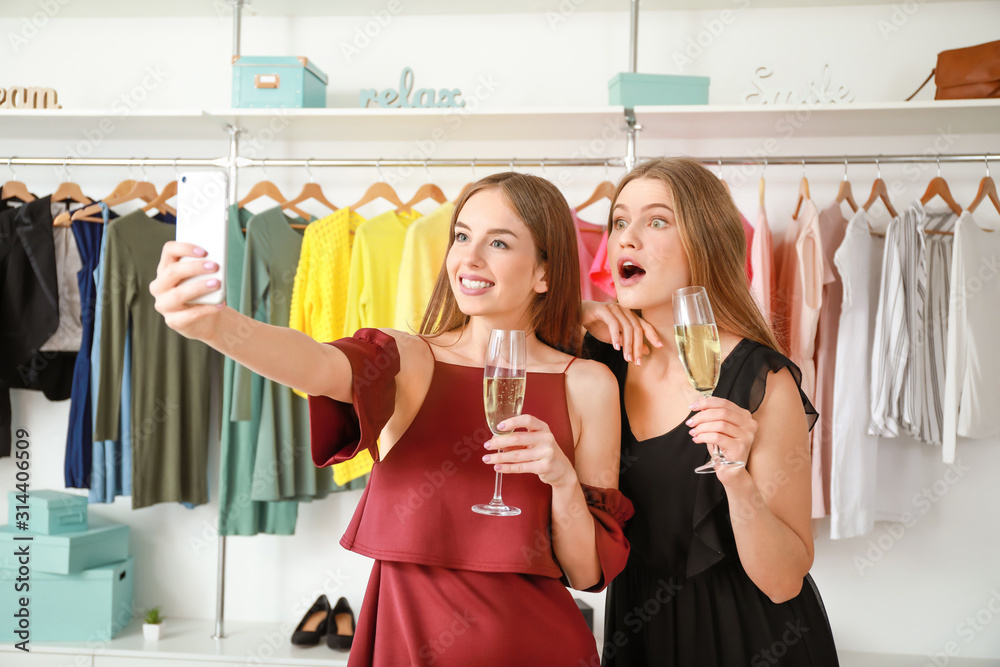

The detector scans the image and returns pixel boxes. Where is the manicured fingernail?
[482,455,492,463]
[636,357,641,366]
[613,343,620,351]
[204,261,217,270]
[494,464,502,471]
[685,418,694,426]
[193,247,207,256]
[656,341,664,348]
[497,422,505,431]
[206,279,220,287]
[689,402,699,409]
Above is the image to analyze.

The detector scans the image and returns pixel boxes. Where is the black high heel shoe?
[291,595,330,646]
[326,596,355,651]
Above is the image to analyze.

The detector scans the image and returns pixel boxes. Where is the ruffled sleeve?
[307,328,400,468]
[562,484,635,593]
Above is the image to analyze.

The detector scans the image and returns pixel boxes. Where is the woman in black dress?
[582,157,839,666]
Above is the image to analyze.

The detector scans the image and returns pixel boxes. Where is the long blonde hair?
[420,172,582,355]
[611,157,783,354]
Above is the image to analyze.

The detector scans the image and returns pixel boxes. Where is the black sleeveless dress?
[585,334,839,667]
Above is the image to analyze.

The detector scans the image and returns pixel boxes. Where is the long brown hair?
[420,172,582,355]
[610,157,783,354]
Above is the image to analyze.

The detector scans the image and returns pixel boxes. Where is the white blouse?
[942,212,1000,463]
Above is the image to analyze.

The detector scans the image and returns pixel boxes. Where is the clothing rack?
[5,154,991,170]
[3,147,991,639]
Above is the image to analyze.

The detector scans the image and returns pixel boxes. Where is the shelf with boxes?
[0,491,134,644]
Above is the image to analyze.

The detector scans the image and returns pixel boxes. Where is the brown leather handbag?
[906,40,1000,100]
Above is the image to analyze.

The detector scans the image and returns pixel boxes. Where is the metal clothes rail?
[4,154,993,170]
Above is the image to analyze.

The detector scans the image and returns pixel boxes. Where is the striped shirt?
[917,205,956,445]
[869,205,922,437]
[869,202,955,444]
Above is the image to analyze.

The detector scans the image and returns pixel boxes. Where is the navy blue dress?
[585,334,839,667]
[64,216,106,487]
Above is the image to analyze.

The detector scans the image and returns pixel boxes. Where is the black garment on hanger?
[0,197,77,457]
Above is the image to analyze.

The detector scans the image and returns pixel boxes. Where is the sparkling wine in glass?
[472,329,525,516]
[673,286,746,474]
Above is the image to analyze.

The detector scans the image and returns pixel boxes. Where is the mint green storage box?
[0,556,134,642]
[0,520,129,575]
[232,56,328,108]
[8,490,87,535]
[608,72,710,106]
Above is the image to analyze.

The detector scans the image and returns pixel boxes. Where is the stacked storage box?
[0,490,133,642]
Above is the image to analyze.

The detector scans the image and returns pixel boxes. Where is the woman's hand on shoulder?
[580,300,662,365]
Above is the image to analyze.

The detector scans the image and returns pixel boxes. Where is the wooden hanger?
[403,183,447,211]
[55,177,140,226]
[281,161,338,216]
[863,159,898,219]
[1,179,34,203]
[351,162,409,213]
[70,177,159,224]
[51,166,93,226]
[1,159,34,203]
[920,158,963,216]
[793,160,811,219]
[835,159,858,214]
[352,181,409,213]
[51,181,91,205]
[402,162,447,212]
[239,177,311,220]
[107,179,136,200]
[968,157,999,219]
[575,180,615,215]
[142,179,178,217]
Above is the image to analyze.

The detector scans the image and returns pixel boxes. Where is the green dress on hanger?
[217,205,298,536]
[232,207,365,504]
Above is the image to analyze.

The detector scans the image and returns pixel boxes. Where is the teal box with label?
[608,72,710,106]
[0,520,129,575]
[0,556,134,642]
[8,489,88,535]
[232,56,328,108]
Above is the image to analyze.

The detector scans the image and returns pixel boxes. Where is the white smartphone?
[176,171,229,305]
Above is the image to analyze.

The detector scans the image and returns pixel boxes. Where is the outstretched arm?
[150,241,352,401]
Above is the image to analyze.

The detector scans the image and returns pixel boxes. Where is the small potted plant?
[142,606,163,641]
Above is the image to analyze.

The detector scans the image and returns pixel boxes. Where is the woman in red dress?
[151,172,633,666]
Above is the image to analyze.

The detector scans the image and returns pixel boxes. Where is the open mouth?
[618,258,646,283]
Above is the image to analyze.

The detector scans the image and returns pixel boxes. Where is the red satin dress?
[308,329,634,667]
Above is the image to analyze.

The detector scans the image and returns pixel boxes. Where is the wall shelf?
[0,0,975,17]
[634,99,1000,140]
[2,100,998,147]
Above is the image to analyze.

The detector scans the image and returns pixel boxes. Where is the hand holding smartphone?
[175,171,229,305]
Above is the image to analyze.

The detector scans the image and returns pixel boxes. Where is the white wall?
[2,0,1000,660]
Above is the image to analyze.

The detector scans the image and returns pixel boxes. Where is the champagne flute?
[673,286,746,474]
[473,329,526,516]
